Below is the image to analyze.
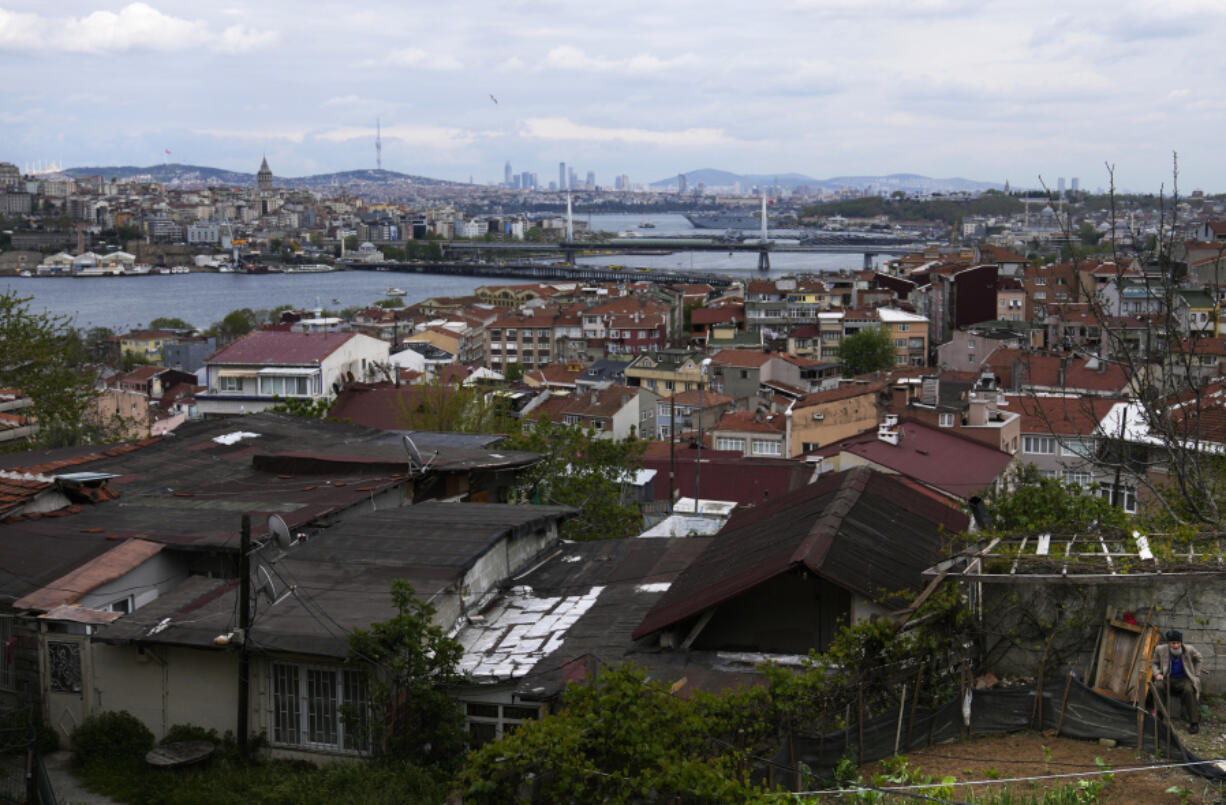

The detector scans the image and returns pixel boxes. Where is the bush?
[161,724,221,746]
[72,710,154,765]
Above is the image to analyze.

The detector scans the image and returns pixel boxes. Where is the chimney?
[891,385,909,411]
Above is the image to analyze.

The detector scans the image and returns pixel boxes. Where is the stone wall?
[979,577,1226,694]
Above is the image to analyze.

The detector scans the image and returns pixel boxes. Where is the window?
[218,375,243,392]
[967,340,975,351]
[897,323,909,332]
[1061,438,1096,458]
[1064,470,1092,487]
[0,617,14,690]
[1098,485,1137,514]
[752,439,782,456]
[939,413,954,428]
[1023,436,1056,454]
[465,701,540,746]
[895,338,907,348]
[716,437,745,452]
[1034,291,1047,300]
[271,662,370,753]
[259,375,310,397]
[1034,277,1047,286]
[563,414,581,425]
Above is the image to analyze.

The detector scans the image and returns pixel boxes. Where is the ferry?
[386,287,406,296]
[282,263,336,273]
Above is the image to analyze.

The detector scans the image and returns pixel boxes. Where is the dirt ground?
[856,732,1223,803]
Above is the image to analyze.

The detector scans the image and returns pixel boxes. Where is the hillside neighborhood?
[5,161,1226,800]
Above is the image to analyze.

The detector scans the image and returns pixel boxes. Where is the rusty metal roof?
[632,467,969,640]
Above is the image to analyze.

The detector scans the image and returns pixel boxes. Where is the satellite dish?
[402,434,424,468]
[257,565,277,603]
[402,433,436,473]
[267,514,293,549]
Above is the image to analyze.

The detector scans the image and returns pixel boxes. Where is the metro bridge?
[441,235,925,270]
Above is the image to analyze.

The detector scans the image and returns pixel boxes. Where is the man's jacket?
[1151,642,1204,696]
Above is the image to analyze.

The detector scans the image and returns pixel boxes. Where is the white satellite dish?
[257,565,277,603]
[267,514,293,550]
[401,433,437,473]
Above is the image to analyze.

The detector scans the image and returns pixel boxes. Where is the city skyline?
[2,1,1225,191]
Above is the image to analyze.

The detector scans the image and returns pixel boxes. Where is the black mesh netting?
[771,674,1226,789]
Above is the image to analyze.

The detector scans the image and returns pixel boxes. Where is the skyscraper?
[559,162,567,191]
[677,173,687,194]
[568,167,577,191]
[1057,177,1066,195]
[1071,177,1080,192]
[585,171,595,190]
[504,161,512,185]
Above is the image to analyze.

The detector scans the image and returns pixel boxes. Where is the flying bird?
[489,94,498,104]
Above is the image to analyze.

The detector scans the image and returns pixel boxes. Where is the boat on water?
[282,263,336,273]
[217,265,235,273]
[684,211,766,230]
[638,221,656,228]
[386,287,406,296]
[170,265,190,274]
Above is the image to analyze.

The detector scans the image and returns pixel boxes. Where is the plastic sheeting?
[772,675,1226,789]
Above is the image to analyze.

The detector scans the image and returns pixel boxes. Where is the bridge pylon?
[757,248,770,272]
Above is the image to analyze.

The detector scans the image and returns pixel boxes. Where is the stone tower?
[257,155,273,192]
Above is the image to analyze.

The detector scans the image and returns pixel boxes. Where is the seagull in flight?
[489,93,498,104]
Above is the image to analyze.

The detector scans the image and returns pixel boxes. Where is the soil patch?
[857,732,1220,803]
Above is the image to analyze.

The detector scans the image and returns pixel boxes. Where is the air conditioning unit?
[812,412,824,421]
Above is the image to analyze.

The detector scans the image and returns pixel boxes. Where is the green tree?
[424,240,444,260]
[346,581,467,769]
[985,464,1129,533]
[837,326,897,376]
[502,362,524,382]
[502,417,646,541]
[459,663,766,804]
[210,308,258,343]
[148,316,194,331]
[83,326,117,363]
[0,290,101,449]
[344,235,359,252]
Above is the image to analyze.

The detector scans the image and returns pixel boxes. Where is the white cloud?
[193,127,308,144]
[520,117,736,147]
[315,124,477,149]
[217,24,280,53]
[0,3,277,54]
[371,48,463,71]
[541,45,697,75]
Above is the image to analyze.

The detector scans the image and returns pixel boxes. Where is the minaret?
[257,155,273,192]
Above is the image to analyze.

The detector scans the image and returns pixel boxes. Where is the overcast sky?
[1,0,1223,191]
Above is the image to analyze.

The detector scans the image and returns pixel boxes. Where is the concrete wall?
[981,577,1226,695]
[77,551,189,613]
[91,643,237,739]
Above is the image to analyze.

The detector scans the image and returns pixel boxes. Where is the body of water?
[2,271,494,333]
[3,213,874,332]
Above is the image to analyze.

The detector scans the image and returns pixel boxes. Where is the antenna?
[257,565,277,603]
[401,433,437,473]
[267,514,293,549]
[376,117,382,172]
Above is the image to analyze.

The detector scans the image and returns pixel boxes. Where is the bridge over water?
[441,235,924,270]
[345,260,740,287]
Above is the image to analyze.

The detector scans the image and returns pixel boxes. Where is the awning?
[256,368,319,376]
[216,369,258,378]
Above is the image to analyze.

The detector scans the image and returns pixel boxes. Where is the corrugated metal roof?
[632,467,968,640]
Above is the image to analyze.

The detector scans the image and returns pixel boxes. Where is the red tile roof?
[714,410,786,434]
[207,331,363,365]
[817,421,1013,500]
[1002,394,1119,436]
[712,349,772,368]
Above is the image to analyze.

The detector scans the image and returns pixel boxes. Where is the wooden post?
[1055,669,1075,735]
[907,661,925,748]
[857,684,864,765]
[894,683,908,756]
[1123,600,1156,707]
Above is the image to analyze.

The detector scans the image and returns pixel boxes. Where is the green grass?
[76,754,449,805]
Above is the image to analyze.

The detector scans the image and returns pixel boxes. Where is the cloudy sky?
[1,0,1223,190]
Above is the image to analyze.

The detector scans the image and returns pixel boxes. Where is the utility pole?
[237,513,251,754]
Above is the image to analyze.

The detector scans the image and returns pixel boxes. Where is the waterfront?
[2,215,874,332]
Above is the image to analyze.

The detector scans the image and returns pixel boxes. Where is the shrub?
[161,723,221,746]
[72,710,154,765]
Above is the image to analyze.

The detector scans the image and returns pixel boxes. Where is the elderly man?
[1151,630,1203,734]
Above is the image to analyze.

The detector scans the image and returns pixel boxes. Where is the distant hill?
[651,169,1001,195]
[61,163,457,188]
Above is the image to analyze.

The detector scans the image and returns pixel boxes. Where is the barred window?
[271,662,370,753]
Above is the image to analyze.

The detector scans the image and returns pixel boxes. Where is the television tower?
[375,117,383,171]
